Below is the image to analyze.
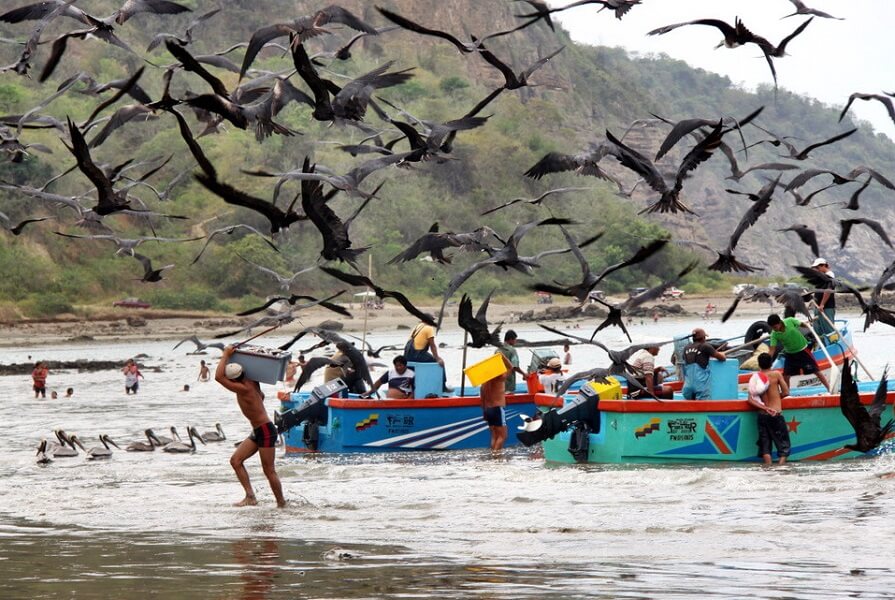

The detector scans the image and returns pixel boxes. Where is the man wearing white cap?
[811,258,836,336]
[216,345,286,508]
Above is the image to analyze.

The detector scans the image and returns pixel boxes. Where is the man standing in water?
[480,353,513,452]
[746,353,791,465]
[216,346,286,508]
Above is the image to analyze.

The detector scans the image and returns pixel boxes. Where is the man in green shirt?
[498,330,527,394]
[767,314,830,392]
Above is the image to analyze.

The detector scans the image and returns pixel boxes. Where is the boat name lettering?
[667,418,696,441]
[385,414,414,432]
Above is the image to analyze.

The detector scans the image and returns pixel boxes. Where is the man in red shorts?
[216,346,286,508]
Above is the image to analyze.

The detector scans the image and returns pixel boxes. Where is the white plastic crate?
[228,345,292,384]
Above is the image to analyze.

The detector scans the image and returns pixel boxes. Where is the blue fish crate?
[228,345,292,384]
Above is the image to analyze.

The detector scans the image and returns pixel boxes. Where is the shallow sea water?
[1,314,894,599]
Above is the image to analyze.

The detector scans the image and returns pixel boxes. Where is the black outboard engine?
[516,383,601,447]
[275,379,347,434]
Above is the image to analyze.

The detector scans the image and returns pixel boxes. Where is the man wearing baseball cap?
[216,346,286,508]
[538,357,565,395]
[811,258,836,336]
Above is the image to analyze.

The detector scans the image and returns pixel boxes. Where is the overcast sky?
[549,0,895,138]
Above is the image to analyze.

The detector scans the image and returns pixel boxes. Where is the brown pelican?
[36,439,52,464]
[82,434,120,460]
[162,426,204,453]
[50,429,81,457]
[126,429,162,451]
[201,423,226,442]
[149,426,181,445]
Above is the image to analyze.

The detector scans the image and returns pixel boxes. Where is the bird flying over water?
[458,291,502,348]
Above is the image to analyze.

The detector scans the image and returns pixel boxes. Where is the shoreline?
[0,293,782,348]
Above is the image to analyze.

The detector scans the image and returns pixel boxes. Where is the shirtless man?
[746,352,791,465]
[480,353,513,451]
[216,346,286,507]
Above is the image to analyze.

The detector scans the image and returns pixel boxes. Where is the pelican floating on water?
[82,434,120,460]
[162,426,204,453]
[126,429,162,452]
[50,430,81,458]
[201,423,226,442]
[36,439,52,464]
[149,426,181,445]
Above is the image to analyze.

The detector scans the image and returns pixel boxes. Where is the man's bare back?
[763,370,789,414]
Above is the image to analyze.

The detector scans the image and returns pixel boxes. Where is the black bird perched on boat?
[471,36,565,90]
[783,0,843,20]
[532,226,666,305]
[606,122,726,214]
[236,291,351,318]
[839,360,893,453]
[840,218,894,249]
[778,224,820,257]
[458,292,502,348]
[335,340,374,391]
[320,266,437,327]
[387,223,496,265]
[839,93,895,127]
[586,262,698,342]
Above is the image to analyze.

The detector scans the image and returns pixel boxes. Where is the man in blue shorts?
[480,353,512,451]
[768,313,830,392]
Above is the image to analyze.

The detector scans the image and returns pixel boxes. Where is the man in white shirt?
[629,346,673,399]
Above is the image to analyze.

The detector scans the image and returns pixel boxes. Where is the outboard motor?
[516,383,601,447]
[302,420,320,451]
[276,379,347,434]
[568,422,591,463]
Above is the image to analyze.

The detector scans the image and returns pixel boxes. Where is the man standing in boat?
[216,346,286,508]
[767,314,831,392]
[811,258,836,337]
[481,353,513,452]
[746,353,791,465]
[498,330,527,395]
[681,329,726,400]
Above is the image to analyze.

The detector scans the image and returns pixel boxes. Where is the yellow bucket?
[464,353,508,387]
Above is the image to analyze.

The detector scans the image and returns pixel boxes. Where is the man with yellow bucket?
[465,351,515,451]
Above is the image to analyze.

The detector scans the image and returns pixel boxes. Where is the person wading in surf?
[216,346,286,508]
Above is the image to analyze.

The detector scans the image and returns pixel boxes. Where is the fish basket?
[229,345,292,385]
[464,353,508,387]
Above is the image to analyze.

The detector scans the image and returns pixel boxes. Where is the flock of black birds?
[1,1,894,453]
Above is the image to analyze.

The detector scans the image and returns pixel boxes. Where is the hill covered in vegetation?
[1,0,892,318]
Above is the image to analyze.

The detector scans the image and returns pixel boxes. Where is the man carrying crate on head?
[216,345,286,508]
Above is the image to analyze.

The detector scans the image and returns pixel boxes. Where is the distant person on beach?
[182,384,191,392]
[681,329,726,400]
[216,345,286,508]
[32,362,48,398]
[746,353,791,465]
[50,390,58,399]
[480,353,513,451]
[123,359,143,394]
[285,354,308,385]
[563,343,572,365]
[65,387,73,398]
[404,321,450,393]
[768,314,830,392]
[197,360,210,382]
[366,355,415,399]
[498,330,527,394]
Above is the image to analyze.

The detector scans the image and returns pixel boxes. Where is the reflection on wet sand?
[232,538,280,600]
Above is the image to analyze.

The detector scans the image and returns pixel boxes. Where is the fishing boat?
[525,358,895,464]
[279,361,562,454]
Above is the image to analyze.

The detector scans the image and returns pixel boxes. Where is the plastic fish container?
[228,345,292,385]
[464,353,508,387]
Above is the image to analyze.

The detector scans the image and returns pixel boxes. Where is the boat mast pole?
[811,300,873,380]
[459,330,469,397]
[361,254,372,347]
[803,310,841,391]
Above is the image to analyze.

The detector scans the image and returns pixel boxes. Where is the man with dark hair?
[367,355,415,399]
[681,328,726,400]
[746,352,791,465]
[216,346,285,508]
[767,313,830,392]
[811,258,836,336]
[629,345,674,399]
[498,329,527,394]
